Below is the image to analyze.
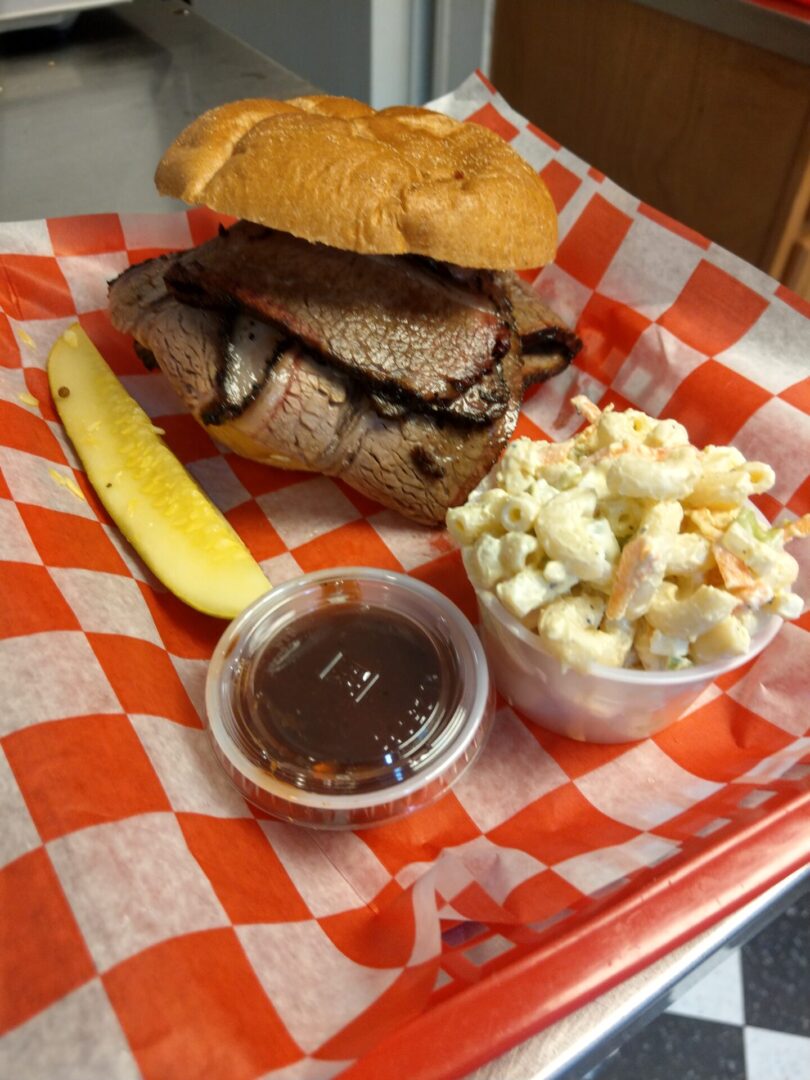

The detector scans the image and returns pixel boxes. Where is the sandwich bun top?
[155,94,557,270]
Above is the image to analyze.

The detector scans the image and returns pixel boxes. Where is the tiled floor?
[589,889,809,1080]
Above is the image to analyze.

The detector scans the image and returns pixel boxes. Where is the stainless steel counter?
[0,0,317,219]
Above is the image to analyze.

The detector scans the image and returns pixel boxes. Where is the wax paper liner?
[0,72,808,1080]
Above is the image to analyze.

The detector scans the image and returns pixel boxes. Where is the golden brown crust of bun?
[155,95,556,269]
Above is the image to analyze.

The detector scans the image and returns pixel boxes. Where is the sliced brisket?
[108,257,516,524]
[107,230,581,524]
[164,222,512,418]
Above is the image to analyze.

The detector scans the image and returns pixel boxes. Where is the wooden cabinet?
[491,0,810,299]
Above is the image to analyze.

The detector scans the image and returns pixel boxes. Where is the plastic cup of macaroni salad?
[475,586,781,743]
[448,396,805,745]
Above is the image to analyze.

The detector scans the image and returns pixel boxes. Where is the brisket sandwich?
[108,95,580,525]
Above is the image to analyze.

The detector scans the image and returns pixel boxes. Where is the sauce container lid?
[205,567,494,829]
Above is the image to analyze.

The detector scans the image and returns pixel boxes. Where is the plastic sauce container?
[476,588,782,744]
[206,568,494,828]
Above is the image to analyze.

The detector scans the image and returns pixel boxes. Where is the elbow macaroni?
[447,397,809,673]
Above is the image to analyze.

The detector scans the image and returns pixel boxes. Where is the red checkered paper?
[1,73,809,1080]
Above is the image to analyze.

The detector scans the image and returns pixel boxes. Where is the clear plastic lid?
[205,568,494,828]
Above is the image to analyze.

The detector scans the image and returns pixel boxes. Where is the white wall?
[431,0,492,99]
[192,0,490,108]
[193,0,373,102]
[370,0,433,108]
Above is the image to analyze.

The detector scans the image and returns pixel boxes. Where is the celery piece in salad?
[735,506,781,545]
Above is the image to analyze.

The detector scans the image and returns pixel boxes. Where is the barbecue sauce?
[230,603,462,794]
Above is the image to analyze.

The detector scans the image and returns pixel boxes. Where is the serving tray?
[0,73,808,1080]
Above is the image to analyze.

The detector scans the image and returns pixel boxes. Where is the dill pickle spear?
[48,324,271,619]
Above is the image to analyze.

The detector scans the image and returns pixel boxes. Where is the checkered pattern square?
[533,261,594,331]
[1,980,141,1080]
[663,359,772,447]
[453,707,568,831]
[47,213,127,257]
[575,743,723,831]
[0,255,75,320]
[178,815,312,922]
[0,849,95,1031]
[653,694,794,782]
[0,746,40,868]
[131,715,252,818]
[489,784,641,866]
[599,215,706,321]
[19,504,128,573]
[238,921,401,1053]
[559,196,635,290]
[659,260,769,355]
[540,159,582,214]
[87,634,202,727]
[103,929,303,1079]
[4,713,171,840]
[48,813,229,971]
[0,631,120,733]
[259,822,383,918]
[577,303,647,401]
[1,72,808,1080]
[49,566,162,643]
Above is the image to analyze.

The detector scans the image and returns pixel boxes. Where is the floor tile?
[742,892,810,1037]
[744,1026,810,1080]
[591,1014,745,1080]
[668,949,745,1027]
[585,890,809,1080]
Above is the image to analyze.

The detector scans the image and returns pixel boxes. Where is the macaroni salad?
[447,397,809,673]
